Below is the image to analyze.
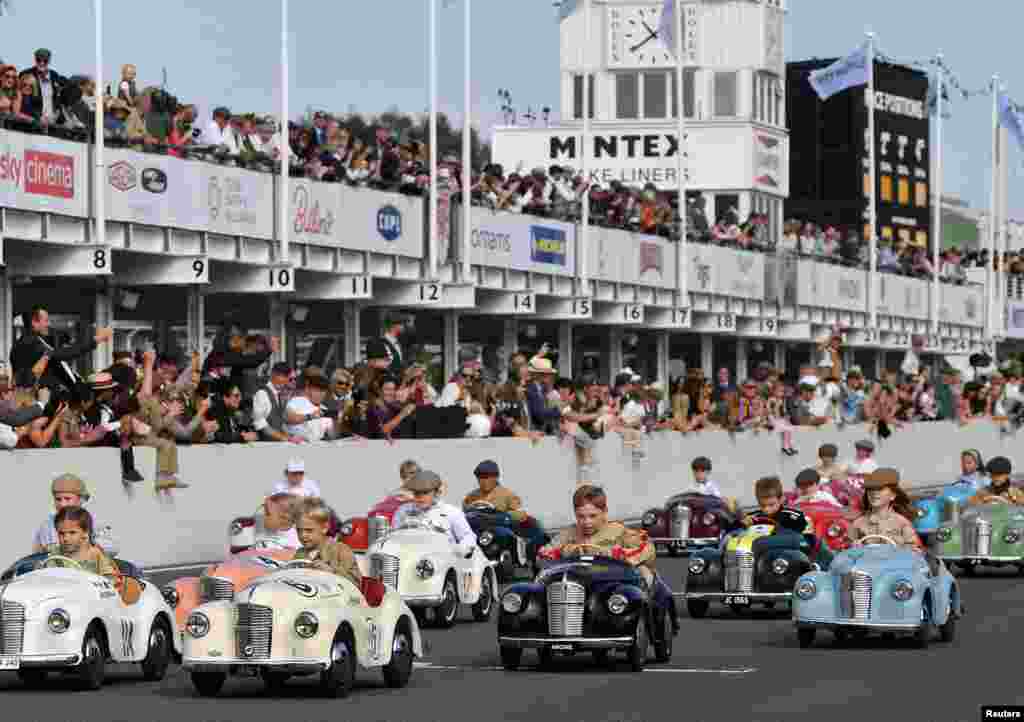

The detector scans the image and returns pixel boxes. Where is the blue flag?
[658,0,677,58]
[998,90,1024,153]
[808,41,872,101]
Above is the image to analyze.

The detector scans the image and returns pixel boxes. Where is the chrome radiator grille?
[368,516,391,546]
[0,600,25,655]
[200,576,235,602]
[963,518,993,557]
[547,578,585,637]
[236,603,273,660]
[839,572,873,621]
[723,551,754,592]
[669,505,692,539]
[371,553,400,589]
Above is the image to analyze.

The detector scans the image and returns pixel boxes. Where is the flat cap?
[52,473,90,501]
[854,439,875,452]
[818,443,838,459]
[864,468,901,490]
[794,468,821,487]
[405,469,442,493]
[474,460,500,477]
[690,456,712,471]
[987,456,1012,476]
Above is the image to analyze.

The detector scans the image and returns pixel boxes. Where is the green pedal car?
[931,501,1024,576]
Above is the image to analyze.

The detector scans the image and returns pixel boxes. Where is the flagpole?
[461,0,471,283]
[279,0,290,268]
[988,74,998,341]
[675,0,687,307]
[94,0,105,251]
[931,53,943,337]
[429,0,439,279]
[866,31,878,331]
[580,0,591,294]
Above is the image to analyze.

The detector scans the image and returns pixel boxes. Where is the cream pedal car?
[182,562,423,698]
[0,553,180,690]
[367,518,498,627]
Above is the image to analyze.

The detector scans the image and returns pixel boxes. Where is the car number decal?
[367,620,381,660]
[121,620,135,658]
[282,579,318,597]
[462,571,474,598]
[516,536,528,566]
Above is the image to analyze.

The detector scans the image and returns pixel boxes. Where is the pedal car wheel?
[382,624,414,689]
[592,649,613,668]
[959,562,976,576]
[685,598,709,618]
[939,598,956,643]
[472,571,495,622]
[16,669,48,688]
[797,628,816,649]
[261,670,291,692]
[321,631,356,699]
[667,544,682,558]
[833,629,849,646]
[78,626,106,691]
[914,604,934,649]
[497,551,516,583]
[435,575,459,629]
[190,671,226,697]
[653,611,673,663]
[499,646,522,671]
[628,616,648,672]
[141,619,172,681]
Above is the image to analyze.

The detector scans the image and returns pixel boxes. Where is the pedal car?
[367,517,498,628]
[0,552,180,690]
[338,495,407,553]
[161,548,295,648]
[640,493,740,556]
[793,536,962,648]
[464,501,549,582]
[793,501,854,553]
[930,500,1024,576]
[681,517,814,618]
[497,550,674,672]
[912,485,976,546]
[182,563,422,698]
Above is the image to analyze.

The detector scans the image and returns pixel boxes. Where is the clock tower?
[493,0,790,235]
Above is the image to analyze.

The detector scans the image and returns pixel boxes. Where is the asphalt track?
[1,558,1021,722]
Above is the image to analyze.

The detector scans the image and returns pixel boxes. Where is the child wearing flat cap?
[968,457,1024,506]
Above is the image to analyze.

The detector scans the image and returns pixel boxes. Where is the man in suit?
[20,48,66,125]
[380,314,406,376]
[9,305,113,391]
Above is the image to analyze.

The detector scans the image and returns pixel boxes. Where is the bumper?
[402,594,444,607]
[679,592,792,601]
[2,653,83,669]
[184,656,329,674]
[942,556,1022,564]
[651,538,718,549]
[498,636,634,650]
[795,618,920,633]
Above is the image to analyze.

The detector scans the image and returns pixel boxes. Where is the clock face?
[607,4,675,68]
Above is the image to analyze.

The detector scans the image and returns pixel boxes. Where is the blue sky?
[1,0,1020,214]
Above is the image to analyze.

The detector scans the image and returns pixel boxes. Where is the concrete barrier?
[1,422,1016,568]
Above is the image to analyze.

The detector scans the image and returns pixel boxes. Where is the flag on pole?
[658,0,676,58]
[558,0,579,22]
[808,41,871,101]
[998,90,1024,153]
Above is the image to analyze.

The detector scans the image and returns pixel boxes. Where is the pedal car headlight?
[501,592,524,614]
[688,558,706,575]
[478,531,494,546]
[772,558,789,575]
[186,612,210,639]
[826,523,842,539]
[416,559,435,579]
[607,593,628,615]
[1004,529,1022,544]
[294,611,319,639]
[47,608,70,634]
[340,522,354,537]
[936,527,953,542]
[702,512,716,526]
[892,581,914,601]
[915,507,926,519]
[642,511,657,526]
[795,579,816,600]
[161,585,179,608]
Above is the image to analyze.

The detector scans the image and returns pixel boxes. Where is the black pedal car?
[464,501,549,582]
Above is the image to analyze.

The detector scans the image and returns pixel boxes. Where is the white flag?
[658,0,676,58]
[808,41,872,101]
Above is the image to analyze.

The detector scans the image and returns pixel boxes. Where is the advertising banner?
[289,180,424,258]
[461,207,575,276]
[877,273,931,320]
[0,131,87,217]
[794,260,868,312]
[104,149,274,238]
[590,227,677,289]
[939,283,985,328]
[688,244,766,299]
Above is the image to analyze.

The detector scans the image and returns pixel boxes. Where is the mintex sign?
[0,131,86,216]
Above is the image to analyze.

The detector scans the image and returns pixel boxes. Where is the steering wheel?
[566,543,606,556]
[467,501,497,511]
[856,534,898,547]
[282,559,319,570]
[39,555,86,571]
[985,496,1010,505]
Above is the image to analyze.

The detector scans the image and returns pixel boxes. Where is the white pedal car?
[367,518,498,627]
[0,552,180,690]
[183,563,423,698]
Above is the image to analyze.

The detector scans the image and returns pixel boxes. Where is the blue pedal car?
[792,536,963,649]
[912,484,976,544]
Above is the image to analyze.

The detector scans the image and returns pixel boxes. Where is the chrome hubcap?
[150,628,166,652]
[331,640,350,666]
[393,633,410,656]
[85,638,101,664]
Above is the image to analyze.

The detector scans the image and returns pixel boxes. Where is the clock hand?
[629,34,657,53]
[640,20,659,37]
